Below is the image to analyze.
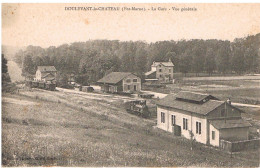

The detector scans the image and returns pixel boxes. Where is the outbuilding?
[97,72,141,93]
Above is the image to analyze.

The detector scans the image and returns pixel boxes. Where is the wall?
[157,105,208,144]
[155,64,174,81]
[209,124,220,147]
[35,70,41,81]
[207,102,242,119]
[122,74,141,92]
[220,127,249,141]
[220,139,260,152]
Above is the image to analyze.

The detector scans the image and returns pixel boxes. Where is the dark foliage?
[14,34,260,84]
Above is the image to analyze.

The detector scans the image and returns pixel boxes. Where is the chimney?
[169,58,172,62]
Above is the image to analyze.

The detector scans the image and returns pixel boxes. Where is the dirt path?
[2,97,39,105]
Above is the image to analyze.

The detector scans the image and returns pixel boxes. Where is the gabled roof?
[157,93,224,115]
[152,62,174,67]
[97,72,136,84]
[38,66,57,72]
[210,119,251,129]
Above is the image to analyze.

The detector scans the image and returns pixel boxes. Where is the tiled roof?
[157,92,224,115]
[210,119,251,129]
[97,72,134,84]
[38,66,57,72]
[152,62,174,67]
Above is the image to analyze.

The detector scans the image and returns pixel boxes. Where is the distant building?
[35,66,57,83]
[97,72,141,93]
[145,58,174,83]
[156,91,251,147]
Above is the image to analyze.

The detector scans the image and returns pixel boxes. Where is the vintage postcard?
[2,3,260,167]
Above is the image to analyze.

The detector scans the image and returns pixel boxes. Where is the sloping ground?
[2,91,259,167]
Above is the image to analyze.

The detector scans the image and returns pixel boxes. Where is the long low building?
[97,72,141,93]
[156,91,251,147]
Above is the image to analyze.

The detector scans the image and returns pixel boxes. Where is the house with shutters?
[156,91,251,147]
[35,66,57,83]
[145,59,174,83]
[97,72,141,93]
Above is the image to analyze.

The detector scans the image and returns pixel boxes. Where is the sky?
[2,3,260,48]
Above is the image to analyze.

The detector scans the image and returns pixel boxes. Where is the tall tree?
[204,48,216,75]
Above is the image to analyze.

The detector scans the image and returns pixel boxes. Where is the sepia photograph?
[1,2,260,167]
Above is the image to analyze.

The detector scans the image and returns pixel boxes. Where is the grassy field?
[2,89,260,167]
[144,75,260,105]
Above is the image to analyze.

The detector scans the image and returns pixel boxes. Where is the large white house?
[35,66,57,83]
[156,91,251,147]
[145,59,174,83]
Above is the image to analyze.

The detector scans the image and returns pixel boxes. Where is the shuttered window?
[171,115,176,126]
[196,122,201,134]
[212,131,215,140]
[183,118,188,130]
[161,112,165,123]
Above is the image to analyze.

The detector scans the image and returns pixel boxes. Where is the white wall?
[209,124,220,147]
[157,106,208,144]
[122,74,141,92]
[35,70,41,81]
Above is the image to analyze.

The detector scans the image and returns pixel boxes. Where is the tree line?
[14,33,260,85]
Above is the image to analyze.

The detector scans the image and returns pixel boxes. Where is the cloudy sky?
[2,3,260,48]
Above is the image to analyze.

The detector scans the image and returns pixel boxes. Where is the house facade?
[156,91,251,147]
[145,59,174,83]
[35,66,57,83]
[97,72,141,93]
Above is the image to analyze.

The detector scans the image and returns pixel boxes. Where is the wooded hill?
[14,33,260,85]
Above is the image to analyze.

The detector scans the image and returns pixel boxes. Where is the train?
[125,100,151,118]
[25,80,56,91]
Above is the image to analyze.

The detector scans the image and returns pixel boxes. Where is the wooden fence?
[220,139,260,152]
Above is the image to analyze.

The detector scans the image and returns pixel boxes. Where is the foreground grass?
[2,92,259,167]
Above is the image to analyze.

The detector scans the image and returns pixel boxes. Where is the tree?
[165,51,179,71]
[179,49,192,76]
[216,42,231,74]
[2,54,11,83]
[205,48,216,75]
[22,55,35,77]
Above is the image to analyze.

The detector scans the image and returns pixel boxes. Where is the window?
[183,118,188,130]
[171,115,176,126]
[159,69,162,72]
[127,85,130,90]
[134,85,137,91]
[196,122,201,134]
[161,112,165,123]
[221,109,226,117]
[159,75,162,78]
[169,69,171,73]
[212,131,215,140]
[133,79,137,82]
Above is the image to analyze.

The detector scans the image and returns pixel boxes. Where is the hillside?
[2,89,259,167]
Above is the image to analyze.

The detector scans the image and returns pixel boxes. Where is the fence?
[220,139,260,152]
